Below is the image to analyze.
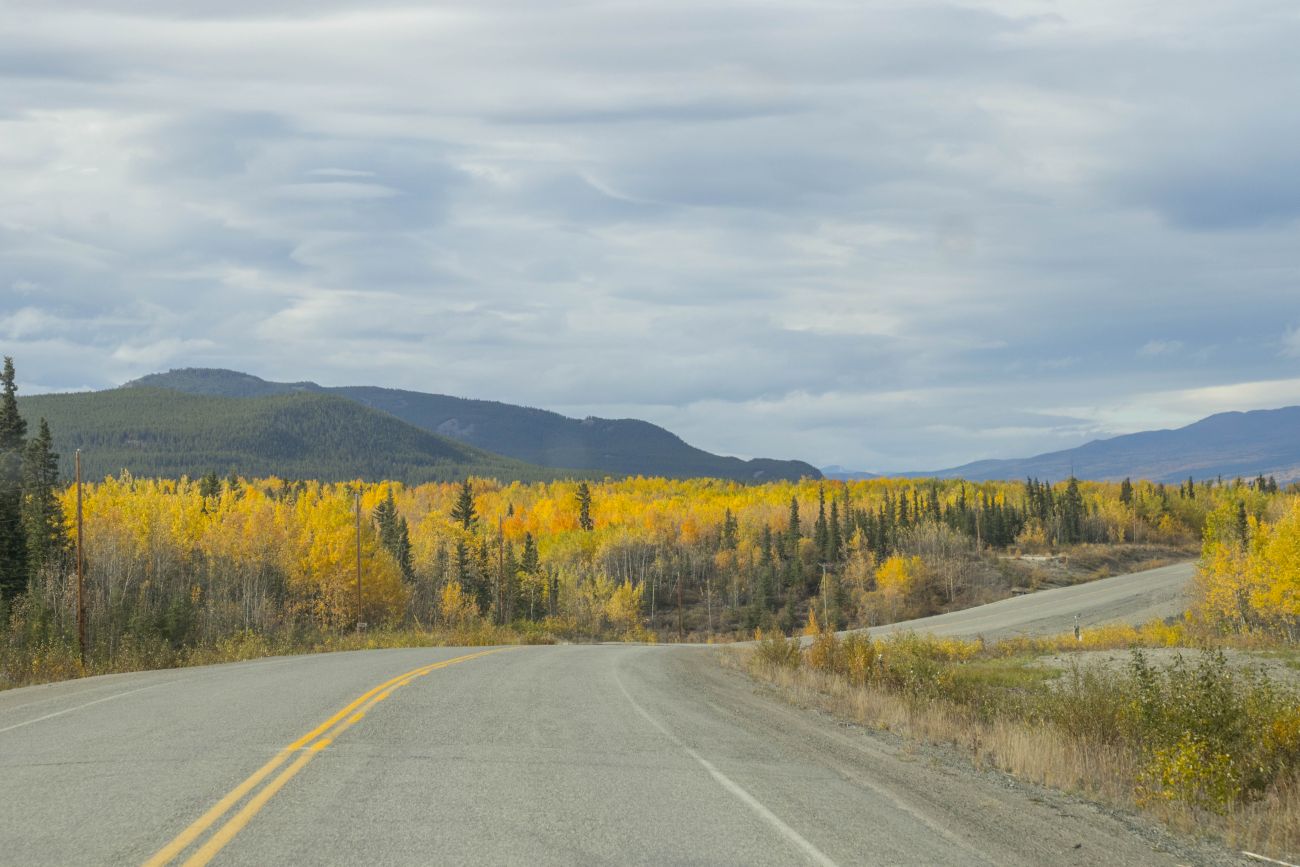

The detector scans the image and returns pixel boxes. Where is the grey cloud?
[3,0,1299,469]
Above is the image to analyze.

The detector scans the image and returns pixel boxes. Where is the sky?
[2,0,1299,472]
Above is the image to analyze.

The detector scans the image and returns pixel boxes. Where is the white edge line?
[1242,851,1300,867]
[0,682,174,734]
[0,655,313,717]
[613,664,839,867]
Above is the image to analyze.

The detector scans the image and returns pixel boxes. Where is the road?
[0,562,1225,866]
[863,560,1197,641]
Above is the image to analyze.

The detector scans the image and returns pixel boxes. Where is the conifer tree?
[453,539,472,586]
[371,489,412,580]
[575,482,594,531]
[1119,477,1133,505]
[451,478,477,530]
[720,508,738,551]
[199,471,221,500]
[0,357,28,598]
[22,418,64,578]
[475,538,493,613]
[1061,477,1085,544]
[395,516,412,580]
[521,531,540,575]
[786,496,800,555]
[813,485,829,560]
[827,499,842,562]
[840,488,854,551]
[373,489,398,542]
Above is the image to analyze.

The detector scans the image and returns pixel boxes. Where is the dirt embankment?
[1036,647,1300,690]
[990,543,1195,592]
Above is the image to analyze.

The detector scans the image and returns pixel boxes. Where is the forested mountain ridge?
[926,406,1300,483]
[17,387,570,483]
[124,368,821,482]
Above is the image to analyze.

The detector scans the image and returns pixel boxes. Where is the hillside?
[16,388,564,483]
[927,406,1300,483]
[125,368,821,482]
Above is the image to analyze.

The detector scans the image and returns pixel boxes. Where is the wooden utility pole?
[821,563,830,629]
[496,515,504,624]
[355,487,363,631]
[75,449,86,668]
[676,575,684,639]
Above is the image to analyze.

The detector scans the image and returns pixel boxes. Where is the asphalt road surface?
[864,560,1197,641]
[0,561,1221,866]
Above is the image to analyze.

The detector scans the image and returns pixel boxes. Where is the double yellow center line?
[144,648,506,867]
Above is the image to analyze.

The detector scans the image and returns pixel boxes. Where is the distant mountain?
[17,387,560,483]
[124,368,821,482]
[821,465,880,480]
[924,406,1300,483]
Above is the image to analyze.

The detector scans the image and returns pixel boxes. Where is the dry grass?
[0,622,560,692]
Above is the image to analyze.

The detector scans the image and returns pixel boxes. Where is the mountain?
[17,387,562,483]
[123,368,821,482]
[820,465,879,481]
[924,406,1300,483]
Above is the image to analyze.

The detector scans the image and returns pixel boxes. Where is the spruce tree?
[813,486,829,561]
[0,357,28,598]
[1119,477,1133,505]
[22,418,64,578]
[199,471,221,500]
[451,479,477,530]
[827,500,842,563]
[521,532,540,576]
[475,538,493,613]
[575,482,594,531]
[840,488,854,550]
[396,517,413,579]
[453,539,472,586]
[373,489,398,546]
[1061,477,1084,544]
[786,496,800,556]
[721,508,738,551]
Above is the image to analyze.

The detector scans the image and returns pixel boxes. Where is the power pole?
[676,575,684,640]
[496,515,504,625]
[355,486,363,632]
[820,563,830,630]
[75,449,86,668]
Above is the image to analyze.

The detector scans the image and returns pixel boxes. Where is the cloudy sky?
[2,0,1299,471]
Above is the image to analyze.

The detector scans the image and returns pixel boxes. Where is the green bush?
[754,630,801,669]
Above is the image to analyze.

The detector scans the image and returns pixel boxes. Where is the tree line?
[0,358,65,603]
[3,352,1295,685]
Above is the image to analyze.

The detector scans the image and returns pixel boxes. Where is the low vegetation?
[748,627,1299,860]
[743,501,1300,864]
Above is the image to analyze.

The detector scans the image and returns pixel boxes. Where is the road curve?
[0,637,1219,865]
[861,560,1197,641]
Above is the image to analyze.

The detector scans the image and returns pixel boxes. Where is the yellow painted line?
[145,648,506,867]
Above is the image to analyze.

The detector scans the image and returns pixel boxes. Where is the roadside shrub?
[753,629,801,669]
[1138,732,1241,813]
